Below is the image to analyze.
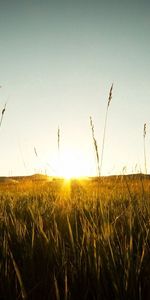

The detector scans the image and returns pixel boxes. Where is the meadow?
[0,174,150,300]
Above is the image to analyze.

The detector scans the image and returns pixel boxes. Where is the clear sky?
[0,0,150,177]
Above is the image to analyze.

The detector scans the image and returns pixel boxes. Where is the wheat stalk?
[34,146,38,157]
[143,123,147,174]
[0,102,7,128]
[57,126,60,152]
[57,126,61,177]
[100,84,113,174]
[90,116,100,177]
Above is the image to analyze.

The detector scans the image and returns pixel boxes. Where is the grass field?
[0,173,150,300]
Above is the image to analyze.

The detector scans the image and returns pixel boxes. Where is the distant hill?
[87,173,150,182]
[0,173,150,184]
[0,174,50,183]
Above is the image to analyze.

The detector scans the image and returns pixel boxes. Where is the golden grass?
[0,174,150,299]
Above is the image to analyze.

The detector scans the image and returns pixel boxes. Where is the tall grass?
[143,123,147,174]
[100,84,113,174]
[90,85,113,176]
[90,116,100,177]
[57,127,60,152]
[0,102,6,128]
[0,176,150,299]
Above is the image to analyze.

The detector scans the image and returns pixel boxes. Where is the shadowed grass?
[0,175,150,299]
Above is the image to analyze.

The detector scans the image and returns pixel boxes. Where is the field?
[0,174,150,300]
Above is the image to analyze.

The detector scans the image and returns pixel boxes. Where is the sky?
[0,0,150,177]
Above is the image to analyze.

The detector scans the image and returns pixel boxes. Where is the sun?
[57,150,87,179]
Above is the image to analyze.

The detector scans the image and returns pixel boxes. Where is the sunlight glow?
[57,150,89,179]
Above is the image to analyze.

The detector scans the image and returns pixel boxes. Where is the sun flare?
[57,150,88,179]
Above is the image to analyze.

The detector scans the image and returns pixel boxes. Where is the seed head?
[143,123,146,138]
[107,83,113,107]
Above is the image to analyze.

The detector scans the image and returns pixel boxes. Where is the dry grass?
[143,123,147,174]
[90,116,100,177]
[0,102,7,128]
[100,84,113,174]
[0,175,150,299]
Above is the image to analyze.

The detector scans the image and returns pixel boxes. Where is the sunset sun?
[57,150,87,179]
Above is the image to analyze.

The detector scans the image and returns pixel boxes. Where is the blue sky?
[0,0,150,176]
